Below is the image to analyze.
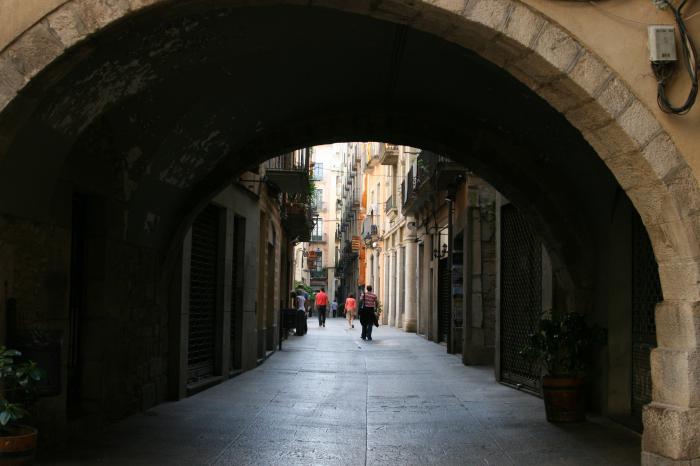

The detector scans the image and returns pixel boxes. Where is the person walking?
[331,298,338,318]
[344,294,356,329]
[296,289,306,314]
[315,288,328,327]
[359,285,378,341]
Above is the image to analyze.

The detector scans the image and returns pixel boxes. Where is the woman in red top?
[344,294,356,329]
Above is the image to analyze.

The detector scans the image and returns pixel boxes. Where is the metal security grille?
[500,204,542,393]
[188,204,220,385]
[631,214,661,428]
[231,216,245,372]
[438,257,450,343]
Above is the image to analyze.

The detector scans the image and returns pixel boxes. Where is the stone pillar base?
[642,451,700,465]
[403,318,416,333]
[643,403,700,463]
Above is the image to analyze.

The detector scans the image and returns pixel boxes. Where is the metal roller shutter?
[188,204,220,385]
[500,204,542,394]
[437,257,450,343]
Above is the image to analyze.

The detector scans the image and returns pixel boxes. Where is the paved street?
[45,317,640,465]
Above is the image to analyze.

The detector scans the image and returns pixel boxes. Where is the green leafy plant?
[294,281,316,301]
[520,312,606,377]
[0,347,44,433]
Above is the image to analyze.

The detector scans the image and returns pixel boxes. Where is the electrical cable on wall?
[652,0,698,114]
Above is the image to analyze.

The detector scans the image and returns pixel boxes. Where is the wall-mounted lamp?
[433,243,448,259]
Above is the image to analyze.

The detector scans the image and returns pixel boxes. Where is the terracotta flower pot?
[0,425,37,465]
[542,376,586,423]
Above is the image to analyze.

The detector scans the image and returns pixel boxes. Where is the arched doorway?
[0,1,697,462]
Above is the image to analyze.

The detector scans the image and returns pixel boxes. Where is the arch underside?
[0,1,699,462]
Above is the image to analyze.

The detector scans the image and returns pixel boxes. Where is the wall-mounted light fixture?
[433,243,448,259]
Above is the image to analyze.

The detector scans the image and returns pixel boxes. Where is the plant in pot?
[0,346,45,464]
[521,311,606,423]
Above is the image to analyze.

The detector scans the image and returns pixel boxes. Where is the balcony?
[264,149,310,194]
[385,195,396,214]
[378,143,399,165]
[419,151,464,186]
[401,165,422,215]
[310,269,328,280]
[366,144,382,168]
[281,193,314,241]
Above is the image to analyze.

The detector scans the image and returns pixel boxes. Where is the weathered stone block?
[533,22,582,74]
[0,56,25,112]
[647,221,700,262]
[643,403,700,460]
[665,166,700,219]
[502,2,544,48]
[656,301,700,350]
[582,122,639,161]
[478,35,527,68]
[129,0,163,10]
[77,0,131,31]
[371,0,420,24]
[464,0,511,32]
[603,152,655,191]
[626,182,681,226]
[642,132,684,182]
[642,451,696,465]
[46,4,92,48]
[6,22,64,80]
[617,100,663,149]
[567,51,611,98]
[565,99,614,132]
[596,76,634,119]
[657,260,700,302]
[651,347,700,407]
[537,77,591,114]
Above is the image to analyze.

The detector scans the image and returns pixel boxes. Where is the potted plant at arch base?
[0,347,44,465]
[521,311,606,423]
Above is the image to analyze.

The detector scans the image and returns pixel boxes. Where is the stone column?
[394,248,402,328]
[403,224,418,332]
[387,249,395,327]
[642,300,700,465]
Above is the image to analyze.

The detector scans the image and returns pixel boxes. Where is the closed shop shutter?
[500,204,541,394]
[188,204,220,385]
[438,257,450,343]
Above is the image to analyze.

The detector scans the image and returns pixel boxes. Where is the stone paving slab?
[40,317,640,465]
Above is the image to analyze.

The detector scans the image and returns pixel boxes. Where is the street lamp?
[433,243,448,259]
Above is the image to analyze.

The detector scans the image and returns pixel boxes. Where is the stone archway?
[0,1,699,463]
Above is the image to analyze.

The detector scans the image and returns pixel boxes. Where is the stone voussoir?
[501,2,545,48]
[567,50,612,98]
[5,21,65,80]
[464,0,512,32]
[617,99,663,149]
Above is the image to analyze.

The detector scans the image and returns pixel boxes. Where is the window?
[311,218,323,241]
[314,189,323,211]
[313,163,324,180]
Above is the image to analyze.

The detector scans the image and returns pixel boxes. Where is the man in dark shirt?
[359,285,377,341]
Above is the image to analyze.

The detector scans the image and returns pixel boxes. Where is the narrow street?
[46,318,639,465]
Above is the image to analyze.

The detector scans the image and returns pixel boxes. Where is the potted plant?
[0,346,44,463]
[521,311,606,422]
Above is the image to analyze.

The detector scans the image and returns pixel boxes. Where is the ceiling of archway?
[0,4,623,285]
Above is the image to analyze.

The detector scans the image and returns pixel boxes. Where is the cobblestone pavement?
[44,317,640,465]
